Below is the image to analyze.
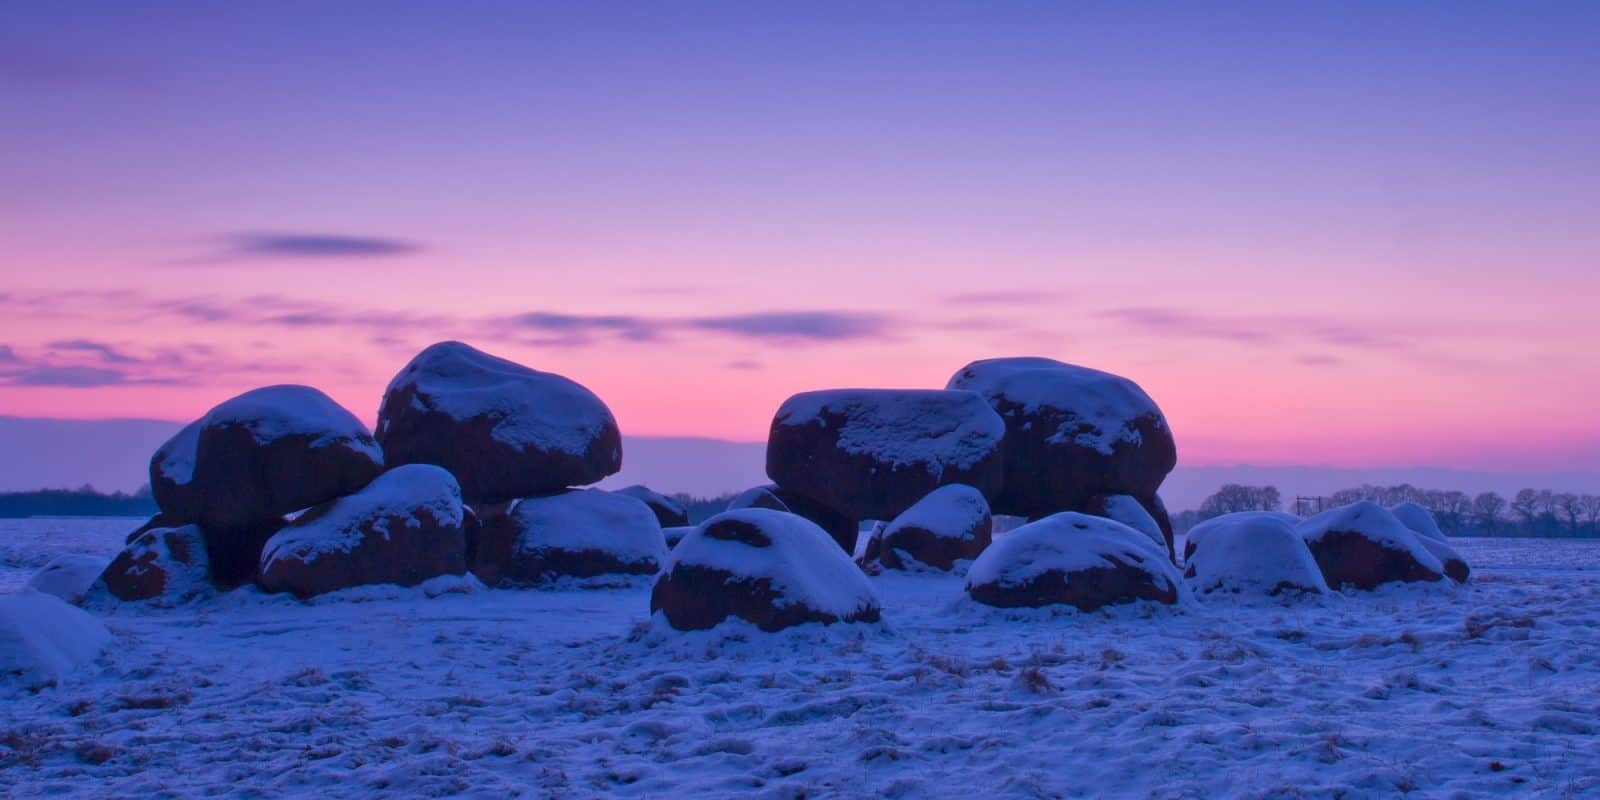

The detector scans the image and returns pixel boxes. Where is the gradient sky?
[2,2,1598,471]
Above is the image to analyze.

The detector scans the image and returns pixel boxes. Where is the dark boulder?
[874,484,992,571]
[651,509,881,632]
[1297,502,1445,590]
[472,489,665,586]
[92,524,211,604]
[258,465,468,599]
[616,485,689,527]
[947,358,1175,522]
[376,341,621,505]
[966,512,1182,610]
[766,389,1005,523]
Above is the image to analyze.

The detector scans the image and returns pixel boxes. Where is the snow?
[1184,512,1330,596]
[946,358,1166,455]
[666,509,879,620]
[380,341,615,455]
[24,554,110,605]
[966,512,1178,592]
[1186,510,1301,554]
[1390,501,1448,542]
[202,385,382,459]
[4,521,1600,796]
[510,489,666,565]
[0,589,111,689]
[153,420,200,486]
[1298,501,1445,574]
[773,389,1004,471]
[1096,494,1165,551]
[884,485,988,542]
[262,464,463,563]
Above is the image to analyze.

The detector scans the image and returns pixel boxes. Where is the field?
[4,519,1600,798]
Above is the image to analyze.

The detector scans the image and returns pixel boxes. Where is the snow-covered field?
[4,518,1600,798]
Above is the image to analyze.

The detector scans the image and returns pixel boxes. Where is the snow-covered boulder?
[616,485,689,527]
[947,358,1176,534]
[766,389,1005,523]
[726,484,789,513]
[1085,494,1166,553]
[25,554,110,605]
[154,385,385,584]
[1183,513,1328,596]
[966,512,1183,610]
[472,489,665,586]
[651,509,881,632]
[149,419,202,522]
[663,526,695,548]
[1389,501,1447,542]
[92,523,211,604]
[1297,502,1445,590]
[1418,536,1471,583]
[258,465,467,599]
[873,484,992,571]
[376,341,621,505]
[1183,511,1301,561]
[725,484,858,553]
[0,591,111,688]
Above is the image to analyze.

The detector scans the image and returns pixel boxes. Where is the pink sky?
[2,3,1597,471]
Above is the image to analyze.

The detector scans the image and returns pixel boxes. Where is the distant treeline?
[0,485,159,518]
[1173,483,1600,538]
[6,483,1596,538]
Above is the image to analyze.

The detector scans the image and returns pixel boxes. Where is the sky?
[2,1,1598,472]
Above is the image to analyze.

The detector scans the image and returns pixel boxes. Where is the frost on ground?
[3,521,1600,798]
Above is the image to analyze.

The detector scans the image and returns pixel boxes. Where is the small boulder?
[376,341,622,505]
[1297,502,1445,590]
[663,526,696,548]
[616,485,689,527]
[91,524,211,604]
[1183,512,1328,595]
[1085,494,1166,553]
[875,484,992,571]
[766,389,1005,522]
[25,554,110,605]
[651,509,881,632]
[473,489,665,586]
[0,591,112,688]
[1418,536,1471,583]
[726,485,790,513]
[947,358,1175,521]
[148,420,202,522]
[258,465,468,599]
[966,512,1182,610]
[1389,501,1448,542]
[1183,511,1301,561]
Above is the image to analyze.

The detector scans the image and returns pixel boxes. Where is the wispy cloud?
[1099,308,1277,345]
[6,365,132,388]
[689,311,892,342]
[0,345,20,364]
[1099,306,1410,352]
[945,291,1063,306]
[177,232,424,264]
[48,338,139,364]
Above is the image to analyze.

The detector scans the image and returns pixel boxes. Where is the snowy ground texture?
[4,519,1600,799]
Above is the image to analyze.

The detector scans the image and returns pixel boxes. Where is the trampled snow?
[3,519,1600,797]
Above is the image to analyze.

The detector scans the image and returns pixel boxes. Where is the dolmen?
[764,388,1005,552]
[966,512,1183,610]
[948,357,1179,559]
[92,340,635,602]
[653,509,881,632]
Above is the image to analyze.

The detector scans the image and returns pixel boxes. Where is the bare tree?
[1198,484,1283,518]
[1582,495,1600,536]
[1472,492,1506,536]
[1511,489,1539,534]
[1555,493,1583,537]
